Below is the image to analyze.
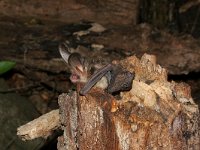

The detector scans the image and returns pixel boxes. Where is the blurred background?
[0,0,200,149]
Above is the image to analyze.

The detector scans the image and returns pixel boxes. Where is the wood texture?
[16,54,199,149]
[0,0,139,25]
[17,109,60,140]
[57,54,199,150]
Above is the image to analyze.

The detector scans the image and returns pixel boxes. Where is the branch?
[17,109,60,141]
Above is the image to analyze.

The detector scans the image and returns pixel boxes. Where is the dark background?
[0,0,200,149]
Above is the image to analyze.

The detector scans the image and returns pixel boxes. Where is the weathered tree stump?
[57,54,199,150]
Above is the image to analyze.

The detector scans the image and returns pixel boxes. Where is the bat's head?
[68,53,89,83]
[59,42,89,83]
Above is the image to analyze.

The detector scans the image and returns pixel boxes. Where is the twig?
[17,109,60,141]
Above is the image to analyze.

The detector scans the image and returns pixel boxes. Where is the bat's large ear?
[59,43,71,64]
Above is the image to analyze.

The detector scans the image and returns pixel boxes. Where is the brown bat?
[79,64,134,95]
[59,42,134,95]
[59,42,89,83]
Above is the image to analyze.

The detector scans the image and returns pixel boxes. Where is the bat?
[59,41,134,95]
[59,42,89,83]
[79,64,134,95]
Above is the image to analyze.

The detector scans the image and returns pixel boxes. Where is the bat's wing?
[107,70,134,93]
[80,64,112,95]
